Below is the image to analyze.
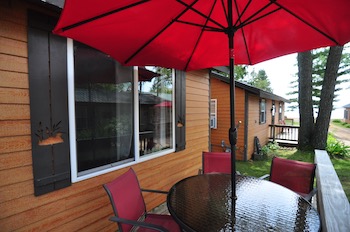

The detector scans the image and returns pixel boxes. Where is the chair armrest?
[109,216,169,232]
[141,188,168,194]
[259,174,270,180]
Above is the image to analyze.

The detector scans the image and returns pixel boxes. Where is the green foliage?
[247,69,273,93]
[332,119,350,128]
[234,65,248,80]
[213,65,248,81]
[287,46,350,112]
[149,67,173,94]
[326,134,350,158]
[261,141,280,156]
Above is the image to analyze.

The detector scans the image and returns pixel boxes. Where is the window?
[345,110,349,120]
[210,99,217,129]
[68,41,176,181]
[260,99,266,124]
[28,12,185,195]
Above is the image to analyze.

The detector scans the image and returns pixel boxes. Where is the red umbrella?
[53,0,350,227]
[154,101,172,108]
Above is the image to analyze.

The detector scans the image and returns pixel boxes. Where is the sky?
[248,53,350,119]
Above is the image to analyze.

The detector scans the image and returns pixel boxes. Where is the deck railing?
[315,150,350,231]
[269,124,299,142]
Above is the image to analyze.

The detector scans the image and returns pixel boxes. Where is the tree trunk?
[298,51,314,150]
[312,46,343,149]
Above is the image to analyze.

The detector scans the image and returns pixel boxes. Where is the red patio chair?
[201,151,232,174]
[103,168,180,232]
[260,156,317,201]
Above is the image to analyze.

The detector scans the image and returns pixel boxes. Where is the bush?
[326,135,350,158]
[346,124,350,128]
[332,119,342,123]
[261,141,280,156]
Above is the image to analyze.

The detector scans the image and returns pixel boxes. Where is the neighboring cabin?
[210,70,289,161]
[344,103,350,123]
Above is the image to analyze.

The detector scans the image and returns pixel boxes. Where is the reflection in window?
[74,42,134,173]
[139,67,173,156]
[72,42,175,176]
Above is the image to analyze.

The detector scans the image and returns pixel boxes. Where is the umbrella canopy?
[53,0,350,228]
[54,0,350,71]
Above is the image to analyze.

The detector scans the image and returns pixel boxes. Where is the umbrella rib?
[175,19,224,32]
[232,0,252,28]
[238,27,252,65]
[60,0,149,32]
[183,0,218,70]
[177,0,226,30]
[235,2,279,29]
[272,1,340,45]
[239,7,281,29]
[124,0,200,64]
[220,0,228,24]
[231,0,253,64]
[232,1,279,64]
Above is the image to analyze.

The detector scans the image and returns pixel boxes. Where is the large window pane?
[139,67,173,156]
[74,42,134,173]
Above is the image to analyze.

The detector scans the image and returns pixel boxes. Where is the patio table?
[167,174,320,232]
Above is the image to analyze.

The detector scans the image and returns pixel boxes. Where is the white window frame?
[67,39,175,182]
[210,99,217,129]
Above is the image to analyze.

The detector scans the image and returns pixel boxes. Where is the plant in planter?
[35,121,64,146]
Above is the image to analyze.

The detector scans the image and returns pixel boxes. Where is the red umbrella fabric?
[154,101,172,108]
[54,0,350,71]
[53,0,350,229]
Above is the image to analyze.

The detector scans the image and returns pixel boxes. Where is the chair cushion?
[138,214,181,232]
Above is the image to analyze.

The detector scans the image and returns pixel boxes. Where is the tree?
[298,51,314,150]
[288,46,350,111]
[213,65,273,91]
[214,65,248,80]
[149,67,172,95]
[298,46,344,150]
[312,46,343,149]
[234,65,248,81]
[248,69,273,92]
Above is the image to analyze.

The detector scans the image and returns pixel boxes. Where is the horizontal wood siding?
[210,78,246,160]
[0,2,209,231]
[246,95,273,158]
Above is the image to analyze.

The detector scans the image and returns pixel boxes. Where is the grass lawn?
[236,147,350,202]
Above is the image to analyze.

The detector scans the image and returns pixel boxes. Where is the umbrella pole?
[227,0,237,230]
